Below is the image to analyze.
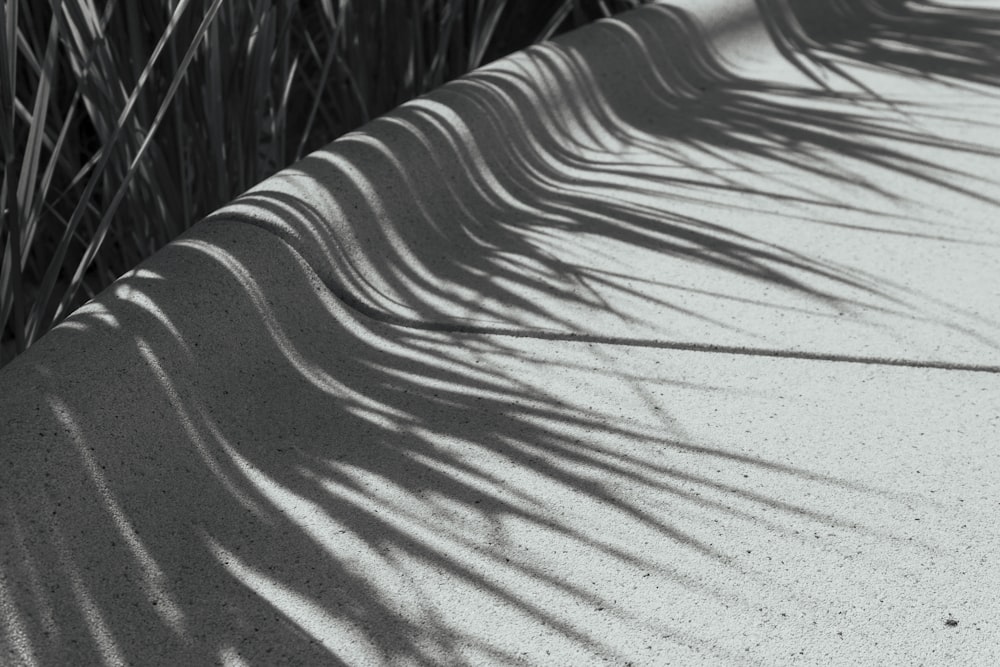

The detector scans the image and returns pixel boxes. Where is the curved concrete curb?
[207,0,1000,367]
[2,1,1000,665]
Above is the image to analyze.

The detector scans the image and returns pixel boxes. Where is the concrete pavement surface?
[2,0,999,664]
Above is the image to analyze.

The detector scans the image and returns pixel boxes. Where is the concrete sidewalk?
[2,1,999,664]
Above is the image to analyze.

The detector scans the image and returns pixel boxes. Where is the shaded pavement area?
[2,1,999,664]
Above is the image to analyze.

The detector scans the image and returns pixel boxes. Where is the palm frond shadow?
[206,1,1000,352]
[3,2,998,663]
[0,222,921,664]
[759,0,1000,91]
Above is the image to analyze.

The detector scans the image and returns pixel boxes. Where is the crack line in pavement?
[210,203,999,375]
[376,315,1000,373]
[259,230,1000,374]
[459,329,1000,373]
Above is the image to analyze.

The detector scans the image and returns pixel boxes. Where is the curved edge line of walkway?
[195,0,1000,370]
[216,210,1000,375]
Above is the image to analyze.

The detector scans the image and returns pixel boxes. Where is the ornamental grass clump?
[0,0,647,367]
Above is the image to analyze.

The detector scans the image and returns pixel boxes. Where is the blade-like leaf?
[27,0,201,341]
[50,0,226,332]
[15,9,60,232]
[534,0,574,43]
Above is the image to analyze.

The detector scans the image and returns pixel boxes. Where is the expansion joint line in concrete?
[208,218,1000,375]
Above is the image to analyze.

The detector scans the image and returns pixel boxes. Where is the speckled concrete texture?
[2,1,1000,665]
[206,0,1000,367]
[2,222,998,665]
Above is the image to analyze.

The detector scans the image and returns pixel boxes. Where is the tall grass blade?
[26,0,203,341]
[534,0,575,43]
[49,0,227,333]
[0,0,25,353]
[15,10,60,246]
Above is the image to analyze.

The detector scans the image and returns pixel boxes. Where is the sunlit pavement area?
[2,0,1000,664]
